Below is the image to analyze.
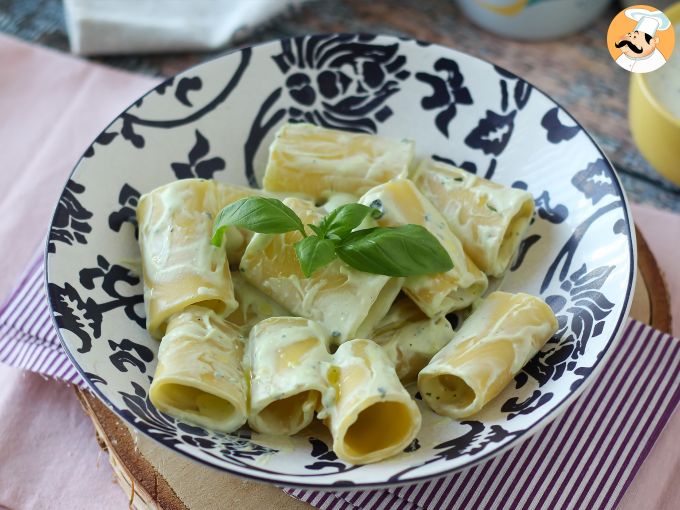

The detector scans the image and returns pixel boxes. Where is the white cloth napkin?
[63,0,307,55]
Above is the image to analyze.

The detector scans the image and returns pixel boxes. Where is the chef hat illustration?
[625,8,671,37]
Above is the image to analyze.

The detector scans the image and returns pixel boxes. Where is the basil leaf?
[336,225,453,277]
[318,203,379,240]
[294,236,337,277]
[212,197,304,246]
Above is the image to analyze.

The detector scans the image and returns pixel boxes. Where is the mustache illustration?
[615,39,643,53]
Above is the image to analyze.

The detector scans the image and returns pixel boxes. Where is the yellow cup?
[629,1,680,186]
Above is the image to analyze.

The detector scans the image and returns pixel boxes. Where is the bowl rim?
[44,32,637,489]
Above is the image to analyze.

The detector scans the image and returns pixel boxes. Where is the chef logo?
[607,4,674,73]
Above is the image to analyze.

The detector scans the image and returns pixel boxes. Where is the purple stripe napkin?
[2,251,679,510]
[0,251,85,386]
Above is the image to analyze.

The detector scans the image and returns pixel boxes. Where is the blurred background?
[0,0,678,212]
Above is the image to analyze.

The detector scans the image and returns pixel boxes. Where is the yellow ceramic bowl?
[629,2,680,186]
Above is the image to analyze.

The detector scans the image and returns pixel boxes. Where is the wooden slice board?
[74,226,671,510]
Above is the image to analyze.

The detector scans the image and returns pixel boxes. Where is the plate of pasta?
[46,34,635,488]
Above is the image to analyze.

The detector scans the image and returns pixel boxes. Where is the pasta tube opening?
[149,306,248,433]
[343,401,415,457]
[153,383,237,423]
[256,390,321,435]
[194,299,226,314]
[420,374,476,410]
[247,317,331,436]
[323,339,421,464]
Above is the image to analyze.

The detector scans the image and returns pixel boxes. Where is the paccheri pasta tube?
[149,306,248,433]
[262,122,414,200]
[418,291,557,419]
[413,159,535,277]
[137,179,265,338]
[320,339,421,464]
[372,297,454,384]
[359,179,488,317]
[247,317,331,435]
[137,179,239,338]
[239,197,403,343]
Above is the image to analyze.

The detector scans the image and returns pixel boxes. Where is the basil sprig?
[212,197,453,277]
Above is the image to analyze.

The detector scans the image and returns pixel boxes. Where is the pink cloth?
[0,33,159,299]
[0,33,678,509]
[630,203,680,336]
[0,34,157,509]
[0,364,127,509]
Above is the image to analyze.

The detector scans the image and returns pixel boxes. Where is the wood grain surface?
[74,228,670,510]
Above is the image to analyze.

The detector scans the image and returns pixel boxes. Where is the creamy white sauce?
[138,126,555,457]
[229,272,290,330]
[321,192,358,212]
[140,183,226,291]
[247,317,331,417]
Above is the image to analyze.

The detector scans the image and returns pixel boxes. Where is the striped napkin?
[0,252,84,386]
[2,250,679,510]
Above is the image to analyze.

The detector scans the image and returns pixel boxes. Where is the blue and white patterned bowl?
[45,34,636,488]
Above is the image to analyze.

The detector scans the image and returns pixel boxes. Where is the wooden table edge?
[74,388,190,510]
[634,225,672,333]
